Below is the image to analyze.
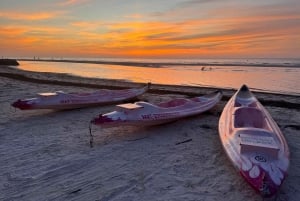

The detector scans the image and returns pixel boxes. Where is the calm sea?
[16,58,300,95]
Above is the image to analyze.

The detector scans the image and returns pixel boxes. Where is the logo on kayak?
[141,112,179,120]
[255,155,266,162]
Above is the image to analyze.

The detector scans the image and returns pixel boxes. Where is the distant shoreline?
[18,58,300,68]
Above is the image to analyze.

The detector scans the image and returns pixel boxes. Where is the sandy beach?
[0,65,299,201]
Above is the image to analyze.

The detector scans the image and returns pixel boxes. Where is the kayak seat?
[234,107,265,128]
[158,98,189,108]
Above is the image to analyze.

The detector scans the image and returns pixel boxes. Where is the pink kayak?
[91,90,222,128]
[12,83,150,110]
[218,85,289,197]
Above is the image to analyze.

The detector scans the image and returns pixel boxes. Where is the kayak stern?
[240,166,283,197]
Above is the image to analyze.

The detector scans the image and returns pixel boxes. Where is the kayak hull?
[218,85,289,197]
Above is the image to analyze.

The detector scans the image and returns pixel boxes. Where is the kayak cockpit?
[157,98,190,108]
[233,107,270,129]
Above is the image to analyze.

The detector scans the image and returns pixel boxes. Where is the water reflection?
[18,61,300,94]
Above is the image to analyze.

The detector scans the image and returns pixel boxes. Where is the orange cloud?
[0,25,65,39]
[0,11,63,21]
[1,4,300,59]
[0,27,27,36]
[71,21,99,27]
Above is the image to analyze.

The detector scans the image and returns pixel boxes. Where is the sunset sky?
[1,0,300,59]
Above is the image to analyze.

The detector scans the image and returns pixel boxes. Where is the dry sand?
[0,65,299,201]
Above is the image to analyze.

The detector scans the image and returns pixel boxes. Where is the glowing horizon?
[1,0,300,59]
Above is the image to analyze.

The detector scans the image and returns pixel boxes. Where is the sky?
[0,0,300,59]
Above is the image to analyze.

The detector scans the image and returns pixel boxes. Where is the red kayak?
[12,83,150,110]
[218,85,289,197]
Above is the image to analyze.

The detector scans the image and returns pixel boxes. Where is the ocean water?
[16,59,300,95]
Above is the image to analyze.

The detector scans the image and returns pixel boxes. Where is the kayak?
[12,83,150,110]
[218,85,289,197]
[91,90,222,128]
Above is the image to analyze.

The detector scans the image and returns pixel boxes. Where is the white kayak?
[218,84,289,197]
[91,90,222,128]
[12,83,150,110]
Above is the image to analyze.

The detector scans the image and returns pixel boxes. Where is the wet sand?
[0,65,299,201]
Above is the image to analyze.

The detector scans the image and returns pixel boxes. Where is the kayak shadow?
[88,120,184,147]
